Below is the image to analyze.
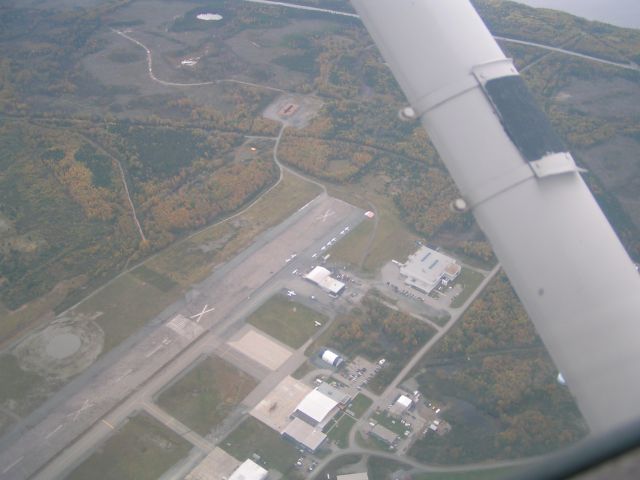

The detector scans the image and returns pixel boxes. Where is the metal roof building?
[390,394,413,416]
[317,382,350,405]
[304,266,345,295]
[282,417,327,452]
[321,349,344,368]
[293,389,339,426]
[369,424,397,446]
[399,246,461,294]
[228,459,268,480]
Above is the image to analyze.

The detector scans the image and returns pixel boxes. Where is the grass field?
[367,457,415,480]
[0,171,322,429]
[449,267,485,309]
[324,412,355,449]
[328,181,418,276]
[361,196,419,274]
[129,265,178,293]
[0,410,14,437]
[146,172,322,288]
[314,454,362,480]
[0,276,86,344]
[65,413,191,480]
[372,411,407,436]
[156,355,257,436]
[70,172,321,355]
[247,295,327,348]
[73,273,177,353]
[328,220,374,267]
[221,417,299,474]
[413,468,517,480]
[0,353,47,417]
[349,393,373,418]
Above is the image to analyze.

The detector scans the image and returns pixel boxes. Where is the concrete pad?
[250,376,312,432]
[227,328,292,371]
[166,314,204,340]
[185,448,240,480]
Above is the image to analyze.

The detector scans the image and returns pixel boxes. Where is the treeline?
[278,133,376,182]
[171,84,281,136]
[474,0,640,63]
[0,3,125,111]
[0,119,278,314]
[408,274,587,463]
[0,122,140,310]
[324,295,436,393]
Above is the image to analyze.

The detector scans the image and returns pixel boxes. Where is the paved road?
[494,36,640,71]
[243,0,359,18]
[345,263,502,452]
[112,28,287,92]
[0,194,363,480]
[313,445,543,477]
[141,402,215,452]
[239,0,639,72]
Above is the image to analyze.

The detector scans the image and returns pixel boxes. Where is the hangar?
[398,246,461,294]
[389,394,413,416]
[321,349,344,368]
[250,376,312,432]
[293,389,339,426]
[304,266,345,295]
[317,382,350,405]
[369,424,397,446]
[282,417,327,452]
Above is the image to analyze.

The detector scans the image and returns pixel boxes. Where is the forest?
[1,0,639,348]
[408,274,588,463]
[315,295,436,393]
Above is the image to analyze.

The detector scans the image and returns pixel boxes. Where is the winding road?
[242,0,639,72]
[494,35,639,71]
[17,5,613,478]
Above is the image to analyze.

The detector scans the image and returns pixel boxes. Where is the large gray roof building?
[399,246,461,294]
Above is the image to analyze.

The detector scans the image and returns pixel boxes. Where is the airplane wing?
[350,0,640,435]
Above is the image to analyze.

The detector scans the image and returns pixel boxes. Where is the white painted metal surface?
[352,0,640,435]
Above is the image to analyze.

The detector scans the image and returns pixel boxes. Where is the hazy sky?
[512,0,640,29]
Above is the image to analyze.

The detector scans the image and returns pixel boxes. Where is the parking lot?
[336,356,381,393]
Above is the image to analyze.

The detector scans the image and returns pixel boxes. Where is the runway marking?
[71,399,95,421]
[102,419,115,430]
[45,424,63,440]
[316,209,335,222]
[145,339,170,358]
[114,368,134,383]
[190,304,215,323]
[298,199,314,212]
[2,456,23,474]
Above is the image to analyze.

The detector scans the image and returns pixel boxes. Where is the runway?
[0,193,364,480]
